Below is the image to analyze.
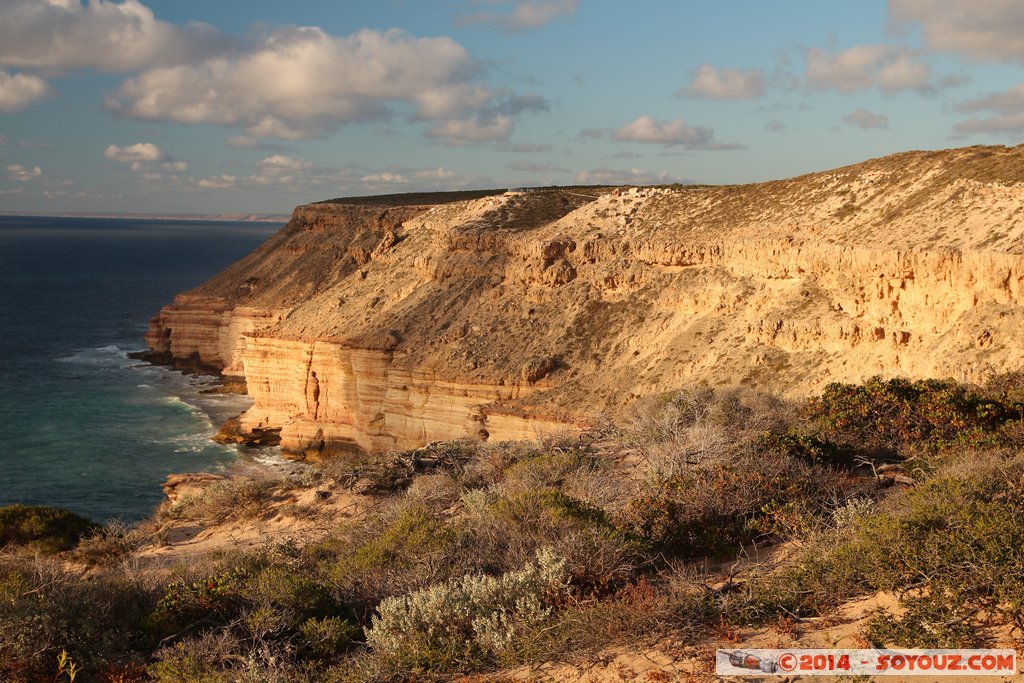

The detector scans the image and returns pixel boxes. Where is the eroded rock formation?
[143,146,1024,455]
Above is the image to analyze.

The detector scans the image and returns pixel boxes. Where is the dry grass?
[159,478,283,524]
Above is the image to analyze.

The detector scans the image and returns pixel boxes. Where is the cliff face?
[144,145,1024,455]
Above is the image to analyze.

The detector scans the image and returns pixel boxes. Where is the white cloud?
[764,119,786,133]
[426,115,514,145]
[574,167,677,185]
[226,135,261,149]
[890,0,1024,62]
[611,116,744,150]
[104,142,166,163]
[806,45,889,92]
[235,154,488,194]
[685,64,764,100]
[957,84,1024,115]
[842,108,889,129]
[0,71,52,113]
[954,114,1024,135]
[161,160,188,173]
[422,94,548,145]
[225,134,288,152]
[877,53,931,93]
[953,84,1024,135]
[258,155,312,172]
[7,163,42,181]
[196,174,236,189]
[0,0,221,72]
[361,172,407,184]
[805,45,931,93]
[246,155,318,187]
[458,0,578,32]
[497,141,553,153]
[103,141,187,182]
[415,166,458,180]
[506,160,569,173]
[106,27,524,140]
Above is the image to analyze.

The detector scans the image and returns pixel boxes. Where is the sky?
[1,0,1024,215]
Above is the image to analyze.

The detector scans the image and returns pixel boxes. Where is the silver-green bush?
[366,548,568,669]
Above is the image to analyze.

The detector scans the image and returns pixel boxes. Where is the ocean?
[0,215,282,522]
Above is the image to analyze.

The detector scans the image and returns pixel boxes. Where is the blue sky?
[1,0,1023,214]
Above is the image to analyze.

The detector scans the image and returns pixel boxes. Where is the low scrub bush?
[320,440,485,494]
[509,570,720,665]
[624,387,797,478]
[619,451,848,559]
[330,504,472,609]
[864,595,983,649]
[149,631,242,683]
[497,448,588,495]
[0,504,98,553]
[71,519,151,567]
[365,549,569,672]
[150,552,355,667]
[299,616,361,659]
[0,555,154,680]
[809,377,1022,458]
[754,432,853,468]
[162,479,281,524]
[730,456,1024,641]
[475,489,642,594]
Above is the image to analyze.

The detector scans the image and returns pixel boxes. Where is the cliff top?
[313,188,509,206]
[149,144,1024,449]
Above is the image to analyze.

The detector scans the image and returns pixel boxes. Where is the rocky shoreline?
[125,350,312,512]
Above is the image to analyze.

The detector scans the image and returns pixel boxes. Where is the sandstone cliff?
[143,145,1024,455]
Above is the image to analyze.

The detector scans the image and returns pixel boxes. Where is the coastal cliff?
[143,145,1024,455]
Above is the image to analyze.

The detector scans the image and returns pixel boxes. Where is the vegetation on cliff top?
[1,374,1023,681]
[0,504,98,554]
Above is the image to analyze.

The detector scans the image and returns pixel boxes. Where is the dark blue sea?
[0,215,282,521]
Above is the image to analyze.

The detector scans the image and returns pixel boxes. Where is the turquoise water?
[0,215,281,521]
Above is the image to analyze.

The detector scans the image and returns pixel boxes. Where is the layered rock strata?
[143,146,1024,455]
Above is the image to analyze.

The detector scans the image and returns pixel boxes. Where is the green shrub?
[491,489,612,532]
[809,377,1021,457]
[460,441,553,490]
[0,556,154,680]
[150,644,222,683]
[0,504,98,553]
[331,505,466,607]
[299,616,361,659]
[150,565,251,633]
[365,549,568,672]
[151,555,349,653]
[508,572,720,665]
[864,596,982,648]
[149,632,241,683]
[481,489,640,594]
[730,457,1024,632]
[618,452,844,559]
[754,432,853,468]
[498,449,587,494]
